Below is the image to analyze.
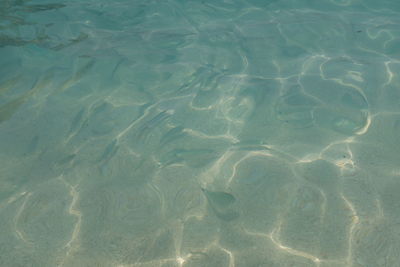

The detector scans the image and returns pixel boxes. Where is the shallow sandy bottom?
[1,0,400,266]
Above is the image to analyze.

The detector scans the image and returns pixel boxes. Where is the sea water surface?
[1,0,400,266]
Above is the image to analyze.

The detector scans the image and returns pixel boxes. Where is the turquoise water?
[1,0,400,266]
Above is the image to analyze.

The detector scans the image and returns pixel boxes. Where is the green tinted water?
[1,0,400,266]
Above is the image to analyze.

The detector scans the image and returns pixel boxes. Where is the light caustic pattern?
[1,0,400,266]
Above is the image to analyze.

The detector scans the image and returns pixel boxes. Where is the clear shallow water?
[1,0,400,266]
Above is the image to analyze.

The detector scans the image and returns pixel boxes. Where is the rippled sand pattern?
[1,0,400,266]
